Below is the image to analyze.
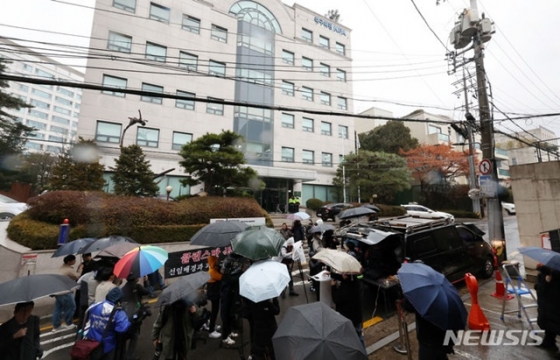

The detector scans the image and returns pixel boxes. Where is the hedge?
[305,198,323,211]
[9,191,273,250]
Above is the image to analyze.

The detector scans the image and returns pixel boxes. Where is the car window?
[0,194,17,203]
[409,234,437,257]
[457,227,476,242]
[432,226,462,250]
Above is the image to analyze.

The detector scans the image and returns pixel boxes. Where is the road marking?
[41,333,75,345]
[42,342,74,358]
[363,316,383,329]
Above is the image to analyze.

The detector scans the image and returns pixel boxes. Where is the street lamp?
[165,185,173,202]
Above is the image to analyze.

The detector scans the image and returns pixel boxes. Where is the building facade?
[495,126,559,166]
[0,37,83,154]
[77,0,354,210]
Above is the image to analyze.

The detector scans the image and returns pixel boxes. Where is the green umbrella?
[231,226,285,261]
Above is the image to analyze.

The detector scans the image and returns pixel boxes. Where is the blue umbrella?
[51,237,96,257]
[397,262,467,331]
[519,247,560,272]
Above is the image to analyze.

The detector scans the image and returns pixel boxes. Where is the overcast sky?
[2,0,559,139]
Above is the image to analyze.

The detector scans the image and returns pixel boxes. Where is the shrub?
[306,198,323,211]
[377,204,407,217]
[10,191,273,249]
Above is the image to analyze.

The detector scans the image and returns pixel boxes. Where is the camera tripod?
[291,259,309,303]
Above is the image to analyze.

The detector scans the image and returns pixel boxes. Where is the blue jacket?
[84,301,130,354]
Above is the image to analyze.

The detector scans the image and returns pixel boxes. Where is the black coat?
[0,315,42,360]
[292,225,305,242]
[331,274,363,327]
[244,297,279,360]
[536,268,560,335]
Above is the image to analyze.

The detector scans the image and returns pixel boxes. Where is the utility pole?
[449,0,506,262]
[470,0,506,262]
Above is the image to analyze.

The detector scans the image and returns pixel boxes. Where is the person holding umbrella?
[52,255,78,332]
[0,301,43,360]
[535,264,560,353]
[331,273,364,348]
[280,237,299,298]
[243,297,280,360]
[205,255,223,339]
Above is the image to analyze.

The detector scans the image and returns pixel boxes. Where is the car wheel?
[480,256,494,279]
[0,213,15,221]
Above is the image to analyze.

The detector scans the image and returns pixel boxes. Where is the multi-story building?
[0,37,83,154]
[77,0,354,210]
[495,126,559,166]
[355,106,394,134]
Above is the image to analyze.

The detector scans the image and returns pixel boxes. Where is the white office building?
[77,0,354,210]
[0,37,83,154]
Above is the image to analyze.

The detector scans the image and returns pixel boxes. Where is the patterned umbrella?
[113,245,168,279]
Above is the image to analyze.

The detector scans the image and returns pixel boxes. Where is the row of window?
[301,27,346,56]
[281,81,347,109]
[280,114,348,138]
[111,0,346,56]
[25,142,63,153]
[26,119,74,135]
[281,51,348,82]
[26,107,79,125]
[96,120,193,150]
[20,64,81,99]
[280,148,337,167]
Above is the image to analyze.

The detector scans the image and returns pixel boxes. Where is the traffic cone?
[491,268,514,300]
[465,273,490,331]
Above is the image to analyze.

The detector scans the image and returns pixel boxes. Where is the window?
[30,99,49,109]
[27,119,47,129]
[54,106,71,116]
[302,87,313,101]
[302,28,313,42]
[336,68,346,82]
[339,154,344,164]
[141,83,163,104]
[302,117,314,132]
[319,63,330,77]
[302,57,313,71]
[175,90,195,110]
[211,25,228,43]
[96,121,121,143]
[113,0,135,12]
[209,60,226,77]
[57,87,74,97]
[31,88,51,100]
[18,84,29,92]
[282,81,294,96]
[321,121,332,136]
[52,116,70,126]
[282,50,294,65]
[172,132,192,151]
[335,42,346,55]
[319,35,330,49]
[28,110,48,120]
[35,69,54,79]
[338,125,348,139]
[182,15,200,34]
[281,113,294,129]
[235,106,272,122]
[302,150,314,164]
[428,125,441,134]
[102,75,127,97]
[50,125,68,134]
[55,96,72,107]
[136,127,159,148]
[179,52,198,71]
[145,42,167,62]
[206,97,224,115]
[22,63,33,72]
[282,147,294,162]
[320,92,331,106]
[49,135,64,142]
[337,97,348,110]
[149,3,170,23]
[30,132,45,139]
[108,31,132,53]
[322,152,333,167]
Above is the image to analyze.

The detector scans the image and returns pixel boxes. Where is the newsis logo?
[443,330,544,346]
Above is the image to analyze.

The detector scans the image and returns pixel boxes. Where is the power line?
[409,0,449,51]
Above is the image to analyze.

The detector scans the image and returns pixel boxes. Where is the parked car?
[501,202,515,215]
[0,194,28,220]
[342,215,494,284]
[401,204,454,222]
[316,202,352,222]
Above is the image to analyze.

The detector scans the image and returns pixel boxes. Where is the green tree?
[333,150,411,204]
[0,58,33,190]
[17,153,58,195]
[111,144,159,196]
[178,130,260,196]
[49,138,106,191]
[358,121,419,155]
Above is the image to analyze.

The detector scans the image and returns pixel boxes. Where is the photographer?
[119,274,150,360]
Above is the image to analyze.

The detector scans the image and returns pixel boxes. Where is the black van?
[341,216,494,284]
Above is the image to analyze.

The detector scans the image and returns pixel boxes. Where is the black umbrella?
[361,204,381,212]
[338,207,375,219]
[0,274,79,307]
[273,302,367,360]
[51,238,96,258]
[78,235,137,254]
[190,221,249,248]
[156,271,210,307]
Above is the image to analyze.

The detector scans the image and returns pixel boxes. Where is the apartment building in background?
[76,0,354,210]
[0,37,83,154]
